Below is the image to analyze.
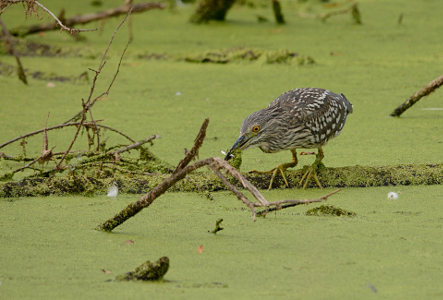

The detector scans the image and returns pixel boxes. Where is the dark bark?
[9,2,165,37]
[0,17,27,84]
[272,0,285,24]
[190,0,236,23]
[390,74,443,117]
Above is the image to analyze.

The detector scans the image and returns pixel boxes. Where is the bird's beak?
[224,133,253,161]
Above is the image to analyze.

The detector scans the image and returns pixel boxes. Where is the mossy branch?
[390,74,443,117]
[1,163,441,196]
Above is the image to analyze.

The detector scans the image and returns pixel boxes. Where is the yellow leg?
[250,149,298,190]
[299,147,324,189]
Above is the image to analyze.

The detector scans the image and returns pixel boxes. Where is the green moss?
[183,47,306,64]
[0,163,440,197]
[305,205,356,216]
[116,256,170,281]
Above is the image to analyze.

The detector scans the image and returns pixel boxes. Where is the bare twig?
[174,118,209,172]
[0,17,27,84]
[256,189,341,216]
[56,10,132,170]
[1,0,97,34]
[321,3,362,24]
[113,135,159,155]
[0,121,135,150]
[390,74,443,117]
[97,119,212,231]
[7,1,166,37]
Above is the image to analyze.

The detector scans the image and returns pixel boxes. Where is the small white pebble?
[175,91,182,96]
[107,183,118,198]
[387,192,399,200]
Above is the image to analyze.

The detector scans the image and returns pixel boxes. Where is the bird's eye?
[252,125,260,133]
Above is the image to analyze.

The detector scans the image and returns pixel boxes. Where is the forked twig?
[0,122,135,150]
[56,9,132,170]
[1,0,97,34]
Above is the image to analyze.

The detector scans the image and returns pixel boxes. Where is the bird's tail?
[340,93,353,114]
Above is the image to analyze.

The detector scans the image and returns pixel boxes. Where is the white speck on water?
[176,91,182,96]
[422,108,443,111]
[107,183,118,198]
[387,192,399,200]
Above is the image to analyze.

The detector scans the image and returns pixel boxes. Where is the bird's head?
[224,109,274,160]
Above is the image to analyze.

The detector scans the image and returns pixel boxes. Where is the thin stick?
[56,10,132,169]
[174,118,209,172]
[33,0,96,34]
[257,189,341,216]
[0,17,27,84]
[8,1,165,37]
[0,122,135,150]
[390,74,443,117]
[98,119,212,232]
[1,0,96,34]
[112,135,159,155]
[209,165,257,220]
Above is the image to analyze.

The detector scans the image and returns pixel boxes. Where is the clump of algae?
[305,205,356,217]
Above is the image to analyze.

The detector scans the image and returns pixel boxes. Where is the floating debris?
[116,256,169,281]
[387,192,399,200]
[209,218,224,234]
[107,182,118,198]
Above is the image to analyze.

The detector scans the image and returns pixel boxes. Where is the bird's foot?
[250,165,290,190]
[298,163,324,189]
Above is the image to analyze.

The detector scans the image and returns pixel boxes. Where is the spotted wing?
[269,88,352,145]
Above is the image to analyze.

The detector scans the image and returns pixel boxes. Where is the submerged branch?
[390,74,443,117]
[9,1,166,37]
[1,0,97,35]
[0,17,27,84]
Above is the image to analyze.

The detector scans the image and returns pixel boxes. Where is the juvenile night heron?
[225,88,353,189]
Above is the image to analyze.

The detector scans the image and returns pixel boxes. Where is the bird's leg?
[250,149,298,190]
[299,147,324,189]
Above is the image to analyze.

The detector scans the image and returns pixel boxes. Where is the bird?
[224,87,353,189]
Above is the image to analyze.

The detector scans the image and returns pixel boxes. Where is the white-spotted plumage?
[237,88,353,153]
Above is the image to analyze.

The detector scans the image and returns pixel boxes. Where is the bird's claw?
[250,166,290,190]
[298,165,323,189]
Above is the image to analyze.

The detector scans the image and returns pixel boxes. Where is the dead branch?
[1,0,97,34]
[97,119,338,232]
[8,1,166,37]
[0,122,135,150]
[321,3,362,24]
[113,135,159,156]
[272,0,285,24]
[0,17,27,84]
[256,189,341,216]
[174,118,209,172]
[64,40,130,124]
[97,119,212,232]
[2,162,441,197]
[56,10,132,170]
[390,74,443,117]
